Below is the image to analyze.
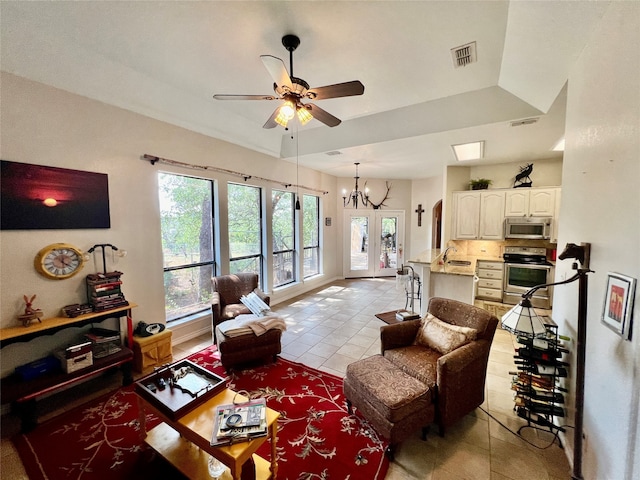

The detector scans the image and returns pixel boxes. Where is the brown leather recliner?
[211,273,270,341]
[381,297,498,436]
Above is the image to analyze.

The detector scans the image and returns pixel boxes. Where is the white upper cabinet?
[479,191,506,240]
[505,188,557,217]
[453,190,505,240]
[453,192,480,239]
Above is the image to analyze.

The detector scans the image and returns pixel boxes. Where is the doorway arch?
[431,200,442,249]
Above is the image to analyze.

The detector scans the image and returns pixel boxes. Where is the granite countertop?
[409,250,504,277]
[429,256,477,276]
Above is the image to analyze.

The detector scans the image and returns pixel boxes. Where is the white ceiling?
[0,1,611,179]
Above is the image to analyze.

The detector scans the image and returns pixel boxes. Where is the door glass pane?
[379,216,397,269]
[350,216,369,271]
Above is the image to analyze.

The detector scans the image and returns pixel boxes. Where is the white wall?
[553,3,640,479]
[0,73,340,366]
[409,176,443,258]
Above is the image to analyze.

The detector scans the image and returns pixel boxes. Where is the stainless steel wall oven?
[503,246,554,308]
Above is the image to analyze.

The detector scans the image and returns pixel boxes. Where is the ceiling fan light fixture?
[297,106,313,125]
[280,100,296,119]
[275,100,296,127]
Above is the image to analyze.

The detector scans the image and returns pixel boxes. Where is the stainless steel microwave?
[504,217,552,239]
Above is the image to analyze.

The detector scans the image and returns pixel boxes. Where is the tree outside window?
[303,194,320,278]
[272,190,295,287]
[158,172,215,322]
[228,183,263,283]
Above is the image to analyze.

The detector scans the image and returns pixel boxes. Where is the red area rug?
[13,346,389,479]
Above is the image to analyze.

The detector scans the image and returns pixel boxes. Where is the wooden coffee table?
[139,388,279,480]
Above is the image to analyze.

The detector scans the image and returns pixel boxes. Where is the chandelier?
[342,162,370,208]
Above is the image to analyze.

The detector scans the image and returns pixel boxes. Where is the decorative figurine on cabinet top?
[514,163,534,188]
[18,294,44,327]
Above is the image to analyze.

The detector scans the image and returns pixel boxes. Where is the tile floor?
[1,277,572,479]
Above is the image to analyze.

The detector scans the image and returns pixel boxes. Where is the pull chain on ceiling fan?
[213,34,364,129]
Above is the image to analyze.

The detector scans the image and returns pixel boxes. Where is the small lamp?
[501,242,592,480]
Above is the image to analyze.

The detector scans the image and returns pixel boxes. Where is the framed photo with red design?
[601,272,636,340]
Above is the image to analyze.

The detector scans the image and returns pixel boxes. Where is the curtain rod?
[141,154,329,195]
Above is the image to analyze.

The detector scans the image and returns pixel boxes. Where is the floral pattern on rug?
[13,387,165,480]
[13,346,389,480]
[189,346,389,479]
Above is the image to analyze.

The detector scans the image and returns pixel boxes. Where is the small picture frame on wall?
[601,272,636,340]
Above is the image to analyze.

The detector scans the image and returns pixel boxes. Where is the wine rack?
[510,323,568,433]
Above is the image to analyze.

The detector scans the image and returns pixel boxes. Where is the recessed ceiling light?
[552,138,565,151]
[452,141,484,161]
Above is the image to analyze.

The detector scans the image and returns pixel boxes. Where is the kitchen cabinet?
[453,191,505,240]
[475,260,504,301]
[504,188,557,217]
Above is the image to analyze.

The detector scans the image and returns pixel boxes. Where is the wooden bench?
[1,348,133,432]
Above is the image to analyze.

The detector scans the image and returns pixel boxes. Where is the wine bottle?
[515,347,561,361]
[524,399,564,417]
[516,336,569,353]
[513,356,569,367]
[516,364,567,377]
[516,407,566,432]
[513,384,565,403]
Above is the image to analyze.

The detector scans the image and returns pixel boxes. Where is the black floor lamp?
[501,242,592,480]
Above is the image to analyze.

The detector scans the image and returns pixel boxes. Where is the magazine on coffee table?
[210,397,267,446]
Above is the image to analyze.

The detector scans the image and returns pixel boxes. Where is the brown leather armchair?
[381,297,498,436]
[211,273,270,340]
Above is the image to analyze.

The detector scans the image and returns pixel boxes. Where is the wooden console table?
[0,303,137,431]
[0,303,137,348]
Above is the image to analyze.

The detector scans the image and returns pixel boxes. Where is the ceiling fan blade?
[306,104,341,127]
[307,80,364,100]
[260,55,293,92]
[263,107,280,129]
[213,94,276,101]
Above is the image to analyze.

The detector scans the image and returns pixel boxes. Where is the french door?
[343,210,405,278]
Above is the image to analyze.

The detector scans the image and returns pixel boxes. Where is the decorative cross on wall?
[415,204,425,226]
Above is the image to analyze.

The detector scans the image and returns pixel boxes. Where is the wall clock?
[34,243,85,279]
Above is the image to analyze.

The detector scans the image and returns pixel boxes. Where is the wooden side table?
[131,329,172,373]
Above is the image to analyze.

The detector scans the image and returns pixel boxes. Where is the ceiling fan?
[213,34,364,129]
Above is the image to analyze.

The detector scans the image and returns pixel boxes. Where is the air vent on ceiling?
[451,42,477,68]
[510,118,539,127]
[325,150,342,156]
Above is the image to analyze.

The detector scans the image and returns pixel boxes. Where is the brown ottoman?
[343,354,435,459]
[215,325,282,371]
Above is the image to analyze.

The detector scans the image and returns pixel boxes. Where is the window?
[303,194,320,278]
[272,190,296,288]
[228,183,263,283]
[158,173,215,322]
